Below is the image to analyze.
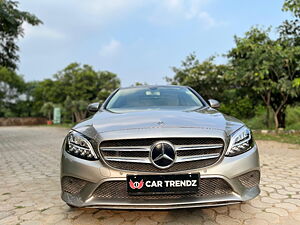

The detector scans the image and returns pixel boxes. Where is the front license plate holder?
[127,173,199,195]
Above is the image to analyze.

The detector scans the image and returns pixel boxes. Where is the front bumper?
[60,144,260,209]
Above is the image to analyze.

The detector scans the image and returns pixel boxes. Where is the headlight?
[225,127,254,157]
[65,131,98,160]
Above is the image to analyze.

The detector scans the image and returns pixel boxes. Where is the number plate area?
[127,174,199,195]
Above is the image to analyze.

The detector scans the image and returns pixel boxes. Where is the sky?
[18,0,291,87]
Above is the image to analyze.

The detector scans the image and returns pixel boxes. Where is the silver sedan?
[60,85,260,209]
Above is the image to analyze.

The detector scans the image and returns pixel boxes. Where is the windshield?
[105,86,204,113]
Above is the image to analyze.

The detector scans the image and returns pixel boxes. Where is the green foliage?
[227,27,300,129]
[244,105,300,130]
[29,63,120,122]
[53,63,120,103]
[279,0,300,51]
[132,82,148,86]
[219,94,256,119]
[63,96,88,122]
[286,105,300,129]
[0,62,120,122]
[167,54,228,101]
[167,54,259,120]
[0,0,42,70]
[167,26,300,130]
[293,78,300,87]
[244,106,274,129]
[0,66,26,116]
[283,0,300,17]
[40,102,54,120]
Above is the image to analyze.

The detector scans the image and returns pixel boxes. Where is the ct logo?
[129,179,144,189]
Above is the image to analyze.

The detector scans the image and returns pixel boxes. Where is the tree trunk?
[273,109,286,130]
[277,108,286,129]
[274,111,279,130]
[266,92,271,128]
[272,95,288,130]
[261,92,271,128]
[74,112,80,122]
[266,106,270,128]
[80,111,87,120]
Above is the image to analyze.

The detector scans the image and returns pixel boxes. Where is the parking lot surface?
[0,126,300,225]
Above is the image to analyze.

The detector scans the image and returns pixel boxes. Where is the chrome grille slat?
[99,138,224,172]
[176,144,223,151]
[176,153,220,163]
[105,157,151,163]
[101,147,150,152]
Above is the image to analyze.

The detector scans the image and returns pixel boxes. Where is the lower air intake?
[93,178,233,200]
[238,170,260,188]
[61,176,88,194]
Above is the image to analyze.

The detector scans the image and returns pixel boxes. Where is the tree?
[166,54,259,119]
[279,0,300,87]
[54,63,120,103]
[167,53,228,101]
[30,63,121,122]
[63,96,88,122]
[70,100,89,122]
[40,102,54,121]
[227,27,300,129]
[0,0,42,70]
[28,79,64,118]
[0,66,25,116]
[283,0,300,17]
[132,82,148,86]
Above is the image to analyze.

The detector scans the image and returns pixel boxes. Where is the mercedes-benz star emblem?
[150,141,176,169]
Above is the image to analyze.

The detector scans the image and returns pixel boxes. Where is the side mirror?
[208,99,220,109]
[87,102,100,113]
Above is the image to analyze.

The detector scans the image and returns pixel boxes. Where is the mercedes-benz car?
[60,85,260,209]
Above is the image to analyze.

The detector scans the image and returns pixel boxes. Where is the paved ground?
[0,127,300,225]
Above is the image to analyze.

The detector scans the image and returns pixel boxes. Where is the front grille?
[99,138,224,172]
[101,138,223,147]
[238,170,260,188]
[93,178,233,200]
[61,176,88,194]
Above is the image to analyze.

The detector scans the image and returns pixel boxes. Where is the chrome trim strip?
[176,153,220,162]
[105,157,151,163]
[101,147,150,152]
[176,144,223,151]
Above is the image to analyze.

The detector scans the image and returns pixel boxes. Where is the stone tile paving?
[0,126,299,225]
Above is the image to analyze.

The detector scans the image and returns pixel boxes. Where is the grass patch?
[243,105,300,130]
[15,206,25,209]
[253,133,300,145]
[2,192,11,195]
[34,123,74,128]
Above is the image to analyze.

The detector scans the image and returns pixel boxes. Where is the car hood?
[73,108,244,136]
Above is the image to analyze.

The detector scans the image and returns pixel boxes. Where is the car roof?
[119,85,188,90]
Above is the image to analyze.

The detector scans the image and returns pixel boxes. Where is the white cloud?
[22,23,65,41]
[197,11,216,27]
[149,0,217,28]
[81,0,141,15]
[99,39,121,57]
[19,0,143,35]
[163,0,183,12]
